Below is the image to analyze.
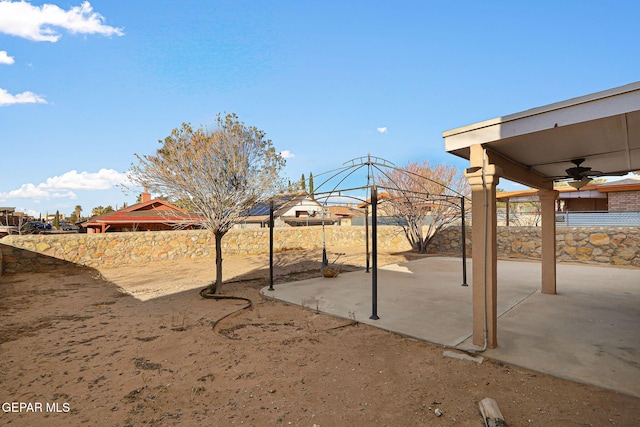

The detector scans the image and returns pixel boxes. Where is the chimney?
[141,188,151,203]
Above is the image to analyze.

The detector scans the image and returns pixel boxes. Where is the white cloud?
[0,50,15,64]
[0,88,47,106]
[0,168,129,201]
[280,150,295,159]
[41,169,130,190]
[0,1,124,42]
[0,183,76,200]
[376,127,388,134]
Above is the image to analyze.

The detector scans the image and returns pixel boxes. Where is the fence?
[497,209,640,227]
[351,216,410,226]
[555,211,640,227]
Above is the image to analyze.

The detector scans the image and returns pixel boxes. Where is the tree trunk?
[419,231,436,254]
[212,232,224,294]
[409,223,428,254]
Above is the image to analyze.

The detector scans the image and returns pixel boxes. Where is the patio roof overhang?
[443,81,640,189]
[440,81,640,350]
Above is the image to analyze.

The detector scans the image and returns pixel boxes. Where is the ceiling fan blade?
[593,171,628,177]
[586,170,630,177]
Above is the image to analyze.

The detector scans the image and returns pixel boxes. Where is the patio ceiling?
[442,81,640,189]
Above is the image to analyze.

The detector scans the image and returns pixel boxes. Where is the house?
[357,192,390,205]
[356,192,394,213]
[0,207,32,227]
[1,207,16,224]
[355,191,456,226]
[0,208,33,237]
[43,212,68,223]
[496,177,640,214]
[596,178,640,211]
[235,192,330,228]
[82,191,202,233]
[495,178,640,226]
[0,207,18,238]
[496,184,602,221]
[325,205,365,226]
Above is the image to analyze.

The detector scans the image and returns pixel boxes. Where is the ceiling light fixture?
[568,177,590,189]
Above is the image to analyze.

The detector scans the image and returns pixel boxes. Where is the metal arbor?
[268,154,469,320]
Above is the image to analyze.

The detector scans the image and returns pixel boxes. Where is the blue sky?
[1,0,639,218]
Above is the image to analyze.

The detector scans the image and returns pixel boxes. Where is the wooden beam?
[485,149,553,190]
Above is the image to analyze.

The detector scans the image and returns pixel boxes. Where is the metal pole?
[370,185,379,320]
[268,200,275,291]
[365,205,370,273]
[322,205,328,267]
[461,197,468,286]
[505,198,510,227]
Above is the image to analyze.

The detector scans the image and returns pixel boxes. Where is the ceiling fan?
[548,158,601,189]
[555,158,623,189]
[564,158,600,181]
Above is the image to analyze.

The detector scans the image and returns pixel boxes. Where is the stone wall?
[2,225,638,275]
[0,226,411,274]
[429,226,640,267]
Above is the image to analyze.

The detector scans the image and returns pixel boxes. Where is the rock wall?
[0,226,411,274]
[429,226,640,267]
[1,225,638,275]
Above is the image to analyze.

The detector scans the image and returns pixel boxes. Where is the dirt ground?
[1,249,638,426]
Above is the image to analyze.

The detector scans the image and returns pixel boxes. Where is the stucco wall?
[1,225,638,275]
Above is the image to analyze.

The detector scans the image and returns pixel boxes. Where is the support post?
[461,196,468,286]
[465,145,502,349]
[370,185,379,320]
[268,200,274,291]
[538,189,559,294]
[365,205,370,273]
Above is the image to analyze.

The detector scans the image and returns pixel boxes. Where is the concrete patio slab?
[261,257,640,397]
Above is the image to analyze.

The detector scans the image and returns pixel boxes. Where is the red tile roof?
[82,199,202,230]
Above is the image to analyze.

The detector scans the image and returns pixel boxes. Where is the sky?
[1,0,639,218]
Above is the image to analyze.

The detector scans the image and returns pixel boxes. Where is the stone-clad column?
[464,145,502,349]
[538,189,559,294]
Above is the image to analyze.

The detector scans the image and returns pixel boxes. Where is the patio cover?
[442,81,640,348]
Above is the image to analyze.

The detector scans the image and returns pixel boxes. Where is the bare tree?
[129,113,285,294]
[377,161,469,253]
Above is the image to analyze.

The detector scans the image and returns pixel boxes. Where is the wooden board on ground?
[479,397,508,427]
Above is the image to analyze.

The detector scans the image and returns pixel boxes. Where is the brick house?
[596,178,640,211]
[497,177,640,213]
